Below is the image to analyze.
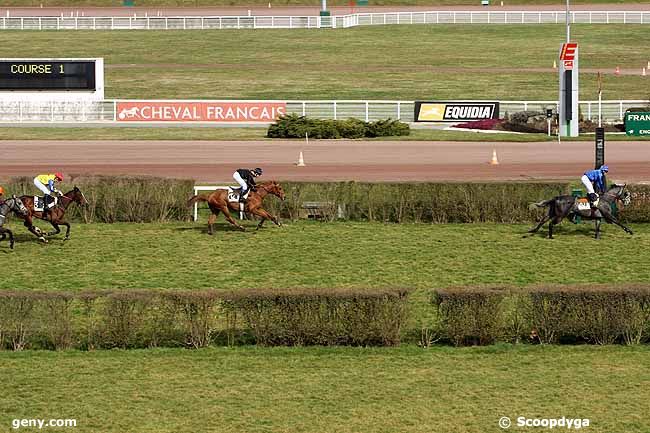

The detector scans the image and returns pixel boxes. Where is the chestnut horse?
[188,180,285,235]
[16,186,88,242]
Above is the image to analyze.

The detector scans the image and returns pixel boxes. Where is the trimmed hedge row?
[264,181,571,223]
[433,285,650,346]
[4,177,650,224]
[4,175,193,223]
[0,288,410,350]
[267,114,410,139]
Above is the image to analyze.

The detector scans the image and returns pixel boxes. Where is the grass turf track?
[2,221,649,329]
[0,345,649,433]
[1,25,649,100]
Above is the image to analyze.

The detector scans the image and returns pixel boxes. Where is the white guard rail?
[0,100,647,124]
[192,185,232,221]
[1,11,649,30]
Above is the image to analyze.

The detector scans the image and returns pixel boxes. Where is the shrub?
[434,287,508,346]
[0,289,411,350]
[432,285,650,346]
[223,288,410,347]
[267,114,410,139]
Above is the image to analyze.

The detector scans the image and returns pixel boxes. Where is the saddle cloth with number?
[227,188,249,203]
[33,196,57,212]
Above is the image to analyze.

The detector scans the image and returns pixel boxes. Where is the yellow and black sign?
[0,60,95,91]
[414,101,499,122]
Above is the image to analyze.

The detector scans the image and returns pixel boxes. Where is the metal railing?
[0,99,646,124]
[1,11,648,30]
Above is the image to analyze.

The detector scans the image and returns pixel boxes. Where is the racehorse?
[188,180,286,235]
[528,184,633,239]
[0,196,28,250]
[16,186,89,243]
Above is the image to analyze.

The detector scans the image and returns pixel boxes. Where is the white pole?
[566,0,570,42]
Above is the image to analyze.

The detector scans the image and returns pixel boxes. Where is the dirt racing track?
[2,139,650,183]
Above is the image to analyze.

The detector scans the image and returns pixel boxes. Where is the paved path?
[2,139,650,183]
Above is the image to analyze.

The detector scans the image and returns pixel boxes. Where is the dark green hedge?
[267,114,409,139]
[262,181,570,223]
[5,176,650,224]
[4,175,193,223]
[0,288,410,350]
[433,285,650,346]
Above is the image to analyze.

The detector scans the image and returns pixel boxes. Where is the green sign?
[625,112,650,136]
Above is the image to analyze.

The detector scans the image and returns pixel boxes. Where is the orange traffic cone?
[615,66,621,76]
[296,151,306,167]
[489,149,499,165]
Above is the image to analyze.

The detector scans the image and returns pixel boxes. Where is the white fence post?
[365,101,369,122]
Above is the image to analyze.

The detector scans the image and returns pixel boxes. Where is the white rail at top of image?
[0,10,649,30]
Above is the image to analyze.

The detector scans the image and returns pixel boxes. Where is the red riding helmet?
[54,172,64,181]
[0,185,4,196]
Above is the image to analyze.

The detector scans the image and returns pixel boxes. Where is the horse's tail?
[529,199,553,211]
[187,194,209,207]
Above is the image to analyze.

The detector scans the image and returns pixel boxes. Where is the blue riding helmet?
[600,165,609,172]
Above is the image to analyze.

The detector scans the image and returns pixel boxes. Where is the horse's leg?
[47,221,61,237]
[250,208,281,230]
[594,218,601,239]
[528,214,551,233]
[222,206,245,231]
[24,219,47,243]
[0,228,12,249]
[207,212,217,235]
[602,213,633,235]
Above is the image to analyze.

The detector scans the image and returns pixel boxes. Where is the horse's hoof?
[64,236,70,241]
[39,237,48,243]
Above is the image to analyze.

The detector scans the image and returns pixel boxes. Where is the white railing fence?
[1,11,648,30]
[0,99,646,124]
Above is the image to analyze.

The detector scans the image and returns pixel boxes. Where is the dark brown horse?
[188,180,286,235]
[16,186,88,242]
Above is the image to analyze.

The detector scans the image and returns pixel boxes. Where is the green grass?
[3,220,648,327]
[1,127,649,141]
[1,25,649,100]
[2,220,649,290]
[0,345,649,433]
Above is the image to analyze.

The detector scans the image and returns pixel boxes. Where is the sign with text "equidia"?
[116,101,287,122]
[414,101,499,122]
[625,112,650,136]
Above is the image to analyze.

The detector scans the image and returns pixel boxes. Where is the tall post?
[566,0,570,42]
[559,0,579,137]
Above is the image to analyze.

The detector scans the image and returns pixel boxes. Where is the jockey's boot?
[239,190,247,204]
[41,196,49,218]
[588,193,599,208]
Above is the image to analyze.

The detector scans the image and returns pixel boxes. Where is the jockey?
[581,165,608,207]
[233,167,263,203]
[34,172,64,216]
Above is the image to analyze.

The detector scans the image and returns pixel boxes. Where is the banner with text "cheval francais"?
[116,101,287,122]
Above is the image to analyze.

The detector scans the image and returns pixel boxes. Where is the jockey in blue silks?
[581,165,608,207]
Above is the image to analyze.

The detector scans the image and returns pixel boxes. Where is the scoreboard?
[0,60,95,90]
[0,58,103,101]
